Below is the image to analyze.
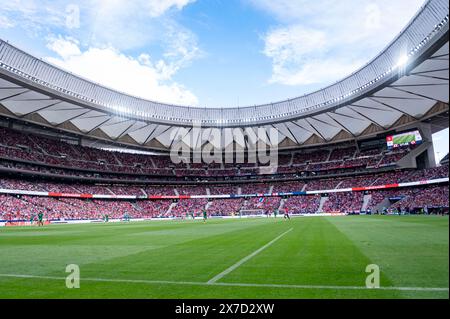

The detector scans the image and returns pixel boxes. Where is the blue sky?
[0,0,429,107]
[0,0,448,162]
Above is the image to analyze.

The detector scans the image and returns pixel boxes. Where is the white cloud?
[160,22,205,79]
[2,1,202,106]
[253,0,426,86]
[84,0,197,50]
[1,0,197,50]
[0,15,15,29]
[45,36,199,106]
[0,0,68,34]
[65,4,80,29]
[90,0,195,18]
[250,0,425,27]
[46,35,81,59]
[145,0,195,17]
[263,26,326,60]
[263,26,330,84]
[433,128,449,165]
[262,24,367,85]
[268,55,365,86]
[249,0,331,21]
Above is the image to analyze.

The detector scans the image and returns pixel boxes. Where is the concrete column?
[396,122,437,168]
[417,122,437,168]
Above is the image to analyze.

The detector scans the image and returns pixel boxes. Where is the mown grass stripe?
[207,228,293,284]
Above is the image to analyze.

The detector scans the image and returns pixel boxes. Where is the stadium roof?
[0,0,448,151]
[441,153,449,165]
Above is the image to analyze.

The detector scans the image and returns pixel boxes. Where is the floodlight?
[396,55,409,68]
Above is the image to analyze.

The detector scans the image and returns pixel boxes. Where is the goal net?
[239,209,266,217]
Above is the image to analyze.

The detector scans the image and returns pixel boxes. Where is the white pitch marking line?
[0,273,448,292]
[215,282,449,292]
[207,228,293,284]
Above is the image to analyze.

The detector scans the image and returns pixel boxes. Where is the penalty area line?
[0,273,448,292]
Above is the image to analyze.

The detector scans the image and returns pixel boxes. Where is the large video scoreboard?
[386,130,422,150]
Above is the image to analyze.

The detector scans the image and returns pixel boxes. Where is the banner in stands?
[4,221,51,227]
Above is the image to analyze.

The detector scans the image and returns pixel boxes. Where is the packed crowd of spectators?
[1,127,417,182]
[240,183,270,194]
[177,185,208,196]
[366,185,449,214]
[108,186,146,196]
[322,192,364,213]
[145,186,177,196]
[329,147,356,161]
[292,150,330,164]
[1,164,447,197]
[272,181,305,193]
[136,200,172,217]
[1,182,448,221]
[241,197,281,212]
[1,125,447,221]
[390,186,449,211]
[283,195,321,214]
[335,175,379,189]
[209,185,238,195]
[0,194,177,221]
[170,198,209,217]
[304,179,341,191]
[0,195,136,221]
[207,199,244,216]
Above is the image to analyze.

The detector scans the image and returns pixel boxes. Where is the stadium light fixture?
[396,55,409,68]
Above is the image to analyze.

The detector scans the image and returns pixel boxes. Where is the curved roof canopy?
[0,0,448,151]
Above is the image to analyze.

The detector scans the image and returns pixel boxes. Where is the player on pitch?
[283,208,291,221]
[37,211,44,226]
[30,212,36,225]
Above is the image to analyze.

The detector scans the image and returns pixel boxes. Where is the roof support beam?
[414,74,449,81]
[115,120,138,141]
[390,86,446,104]
[144,126,169,145]
[325,113,356,138]
[0,89,30,102]
[18,101,63,118]
[303,118,327,142]
[86,117,114,135]
[56,109,93,127]
[272,123,299,145]
[367,97,419,120]
[347,105,386,129]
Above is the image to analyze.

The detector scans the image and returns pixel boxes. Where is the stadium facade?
[0,0,448,224]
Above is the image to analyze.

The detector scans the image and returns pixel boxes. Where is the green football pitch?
[393,134,416,145]
[0,216,448,299]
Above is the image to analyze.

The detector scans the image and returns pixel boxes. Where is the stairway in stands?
[165,202,177,216]
[361,194,372,212]
[318,196,328,213]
